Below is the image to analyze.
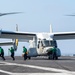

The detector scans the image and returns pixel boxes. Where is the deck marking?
[12,73,73,75]
[0,61,75,75]
[0,69,13,75]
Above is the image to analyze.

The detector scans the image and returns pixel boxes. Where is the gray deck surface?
[0,56,75,75]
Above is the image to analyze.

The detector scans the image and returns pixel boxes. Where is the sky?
[0,0,75,56]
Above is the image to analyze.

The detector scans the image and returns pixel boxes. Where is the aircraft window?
[38,44,39,48]
[43,40,50,47]
[50,40,57,47]
[42,40,57,47]
[41,41,43,46]
[38,41,40,48]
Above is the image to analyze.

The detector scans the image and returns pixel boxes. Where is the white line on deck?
[0,61,75,75]
[0,69,13,75]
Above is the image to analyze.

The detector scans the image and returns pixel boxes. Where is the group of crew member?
[0,46,57,60]
[0,46,28,61]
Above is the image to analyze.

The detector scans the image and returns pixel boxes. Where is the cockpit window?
[42,40,57,47]
[43,40,50,47]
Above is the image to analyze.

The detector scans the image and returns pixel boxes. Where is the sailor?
[51,47,57,60]
[0,47,5,60]
[23,46,27,60]
[9,47,15,60]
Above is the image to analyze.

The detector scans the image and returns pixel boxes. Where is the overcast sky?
[0,0,75,56]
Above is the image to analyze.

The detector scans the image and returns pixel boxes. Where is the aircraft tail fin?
[15,24,18,46]
[12,24,19,50]
[50,24,53,33]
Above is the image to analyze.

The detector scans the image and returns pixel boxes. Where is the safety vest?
[51,47,56,53]
[0,48,4,54]
[23,47,27,53]
[9,48,14,53]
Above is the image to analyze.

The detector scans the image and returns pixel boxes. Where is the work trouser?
[24,53,27,60]
[53,52,57,60]
[11,52,15,60]
[0,52,5,60]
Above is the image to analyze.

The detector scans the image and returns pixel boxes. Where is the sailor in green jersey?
[0,47,5,60]
[23,46,27,60]
[51,47,57,60]
[9,47,15,60]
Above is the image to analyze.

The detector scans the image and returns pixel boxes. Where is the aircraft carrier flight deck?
[0,56,75,75]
